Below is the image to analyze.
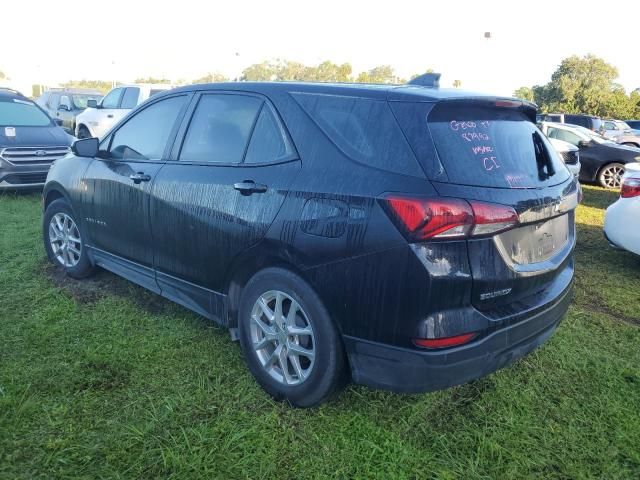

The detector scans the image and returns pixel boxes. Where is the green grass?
[1,186,639,479]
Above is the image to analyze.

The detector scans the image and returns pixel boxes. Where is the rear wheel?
[598,163,625,189]
[238,267,346,407]
[77,125,91,139]
[43,199,95,279]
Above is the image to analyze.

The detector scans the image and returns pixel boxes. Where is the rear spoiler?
[431,97,538,123]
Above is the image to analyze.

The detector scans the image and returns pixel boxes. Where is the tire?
[77,125,91,139]
[598,162,625,189]
[43,199,95,279]
[238,267,346,407]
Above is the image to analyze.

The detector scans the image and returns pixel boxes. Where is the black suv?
[36,88,103,135]
[539,113,604,133]
[42,80,577,406]
[0,89,72,189]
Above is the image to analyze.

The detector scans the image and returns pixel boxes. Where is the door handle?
[107,114,114,118]
[233,181,268,195]
[129,172,151,184]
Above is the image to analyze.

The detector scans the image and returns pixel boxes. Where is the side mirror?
[58,104,70,111]
[53,118,63,126]
[72,137,99,157]
[87,99,98,108]
[578,140,590,148]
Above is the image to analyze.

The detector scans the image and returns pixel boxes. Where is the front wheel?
[598,163,625,189]
[238,268,346,407]
[43,199,95,279]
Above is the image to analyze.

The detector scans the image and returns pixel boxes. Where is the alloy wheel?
[49,213,82,268]
[602,164,624,189]
[249,290,315,386]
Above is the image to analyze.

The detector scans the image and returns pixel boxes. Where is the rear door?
[392,100,577,310]
[81,94,190,290]
[150,92,300,303]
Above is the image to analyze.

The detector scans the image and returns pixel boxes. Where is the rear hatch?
[391,98,577,310]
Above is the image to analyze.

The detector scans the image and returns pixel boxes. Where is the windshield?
[71,94,103,109]
[0,98,52,127]
[615,121,631,130]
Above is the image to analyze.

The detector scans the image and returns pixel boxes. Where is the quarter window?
[244,106,292,163]
[179,94,262,163]
[109,96,187,161]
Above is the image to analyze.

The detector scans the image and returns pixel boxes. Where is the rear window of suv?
[396,102,570,189]
[292,93,424,177]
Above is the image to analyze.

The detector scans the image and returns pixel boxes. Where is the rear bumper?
[344,280,573,393]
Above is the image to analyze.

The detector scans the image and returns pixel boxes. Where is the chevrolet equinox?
[42,77,577,407]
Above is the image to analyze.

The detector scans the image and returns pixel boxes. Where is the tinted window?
[180,94,262,163]
[245,106,292,163]
[101,88,123,109]
[604,121,616,130]
[293,93,423,177]
[564,115,588,128]
[120,88,140,109]
[426,104,570,188]
[109,96,186,161]
[0,98,52,126]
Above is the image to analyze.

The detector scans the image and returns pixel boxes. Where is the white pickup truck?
[75,84,173,139]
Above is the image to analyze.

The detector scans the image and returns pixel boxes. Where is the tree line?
[514,54,640,119]
[53,60,438,94]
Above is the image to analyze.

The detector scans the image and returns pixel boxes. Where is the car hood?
[0,125,73,148]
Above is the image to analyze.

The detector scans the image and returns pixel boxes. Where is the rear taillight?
[413,332,478,349]
[382,196,518,241]
[621,177,640,198]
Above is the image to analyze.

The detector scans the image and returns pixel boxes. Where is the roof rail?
[407,73,441,88]
[0,87,25,96]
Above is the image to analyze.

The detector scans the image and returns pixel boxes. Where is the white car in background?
[604,162,640,256]
[75,84,173,139]
[547,137,581,179]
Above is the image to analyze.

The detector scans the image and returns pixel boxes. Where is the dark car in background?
[541,121,640,188]
[0,89,72,189]
[42,80,577,406]
[36,88,103,135]
[625,120,640,130]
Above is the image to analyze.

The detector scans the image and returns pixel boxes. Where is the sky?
[2,0,639,96]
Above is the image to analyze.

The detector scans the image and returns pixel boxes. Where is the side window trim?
[104,93,192,163]
[168,90,298,166]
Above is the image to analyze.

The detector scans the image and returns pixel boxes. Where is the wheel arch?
[224,242,311,329]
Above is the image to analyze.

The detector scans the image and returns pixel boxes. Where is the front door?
[150,93,300,313]
[81,94,190,290]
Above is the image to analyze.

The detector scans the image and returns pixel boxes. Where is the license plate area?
[494,214,570,266]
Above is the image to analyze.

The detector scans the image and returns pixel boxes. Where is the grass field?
[1,186,639,479]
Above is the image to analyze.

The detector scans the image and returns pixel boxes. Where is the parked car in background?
[602,119,640,147]
[75,84,172,139]
[625,120,640,130]
[0,89,72,189]
[547,137,581,179]
[539,113,604,134]
[43,80,577,406]
[604,162,640,256]
[540,121,640,188]
[36,88,102,135]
